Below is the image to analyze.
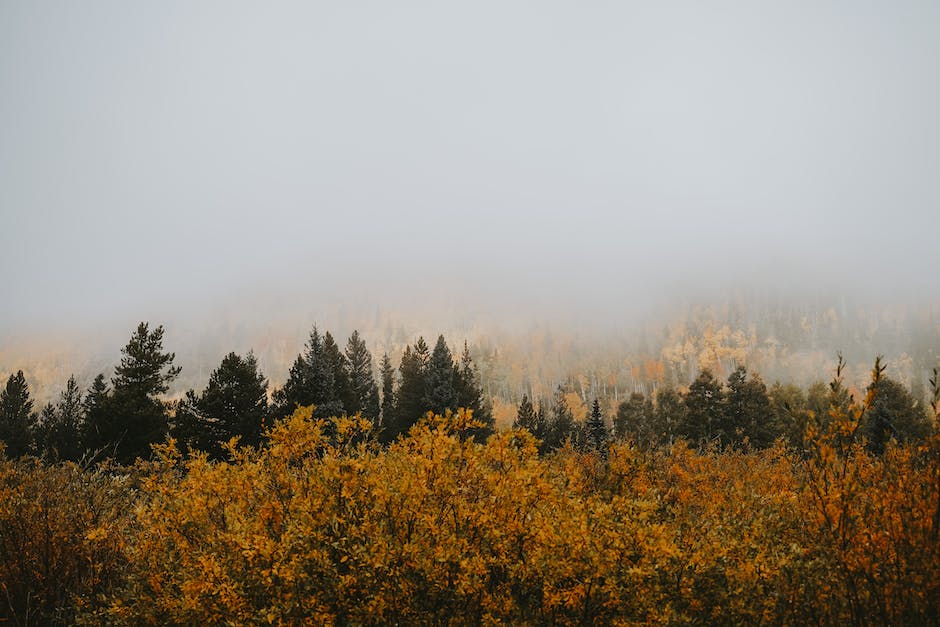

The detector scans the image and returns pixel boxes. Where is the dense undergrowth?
[2,369,939,625]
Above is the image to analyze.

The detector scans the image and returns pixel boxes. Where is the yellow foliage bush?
[4,388,939,624]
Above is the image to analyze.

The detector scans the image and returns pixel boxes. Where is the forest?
[1,321,939,624]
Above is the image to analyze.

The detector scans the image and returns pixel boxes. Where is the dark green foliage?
[806,381,829,423]
[768,382,812,449]
[424,335,457,415]
[514,394,539,433]
[654,387,685,444]
[174,352,269,460]
[386,338,430,443]
[323,332,354,415]
[680,369,724,444]
[274,327,343,420]
[345,331,380,424]
[81,374,111,457]
[862,376,931,454]
[34,375,84,461]
[0,370,36,458]
[543,386,576,451]
[585,399,608,451]
[104,323,180,464]
[723,366,773,448]
[453,342,493,441]
[614,392,655,445]
[379,353,395,429]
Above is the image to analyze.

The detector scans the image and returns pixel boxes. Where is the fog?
[2,0,939,341]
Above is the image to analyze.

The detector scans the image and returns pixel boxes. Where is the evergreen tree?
[0,370,36,457]
[323,331,353,416]
[453,341,494,441]
[197,352,269,458]
[862,376,931,454]
[35,375,84,461]
[806,381,830,425]
[514,394,538,432]
[106,322,180,464]
[768,382,811,449]
[387,338,430,442]
[723,366,774,448]
[614,392,654,444]
[81,373,111,456]
[654,387,685,444]
[680,369,724,445]
[274,327,342,419]
[585,399,608,452]
[345,331,380,424]
[544,386,576,451]
[379,353,395,429]
[424,335,457,415]
[170,389,203,454]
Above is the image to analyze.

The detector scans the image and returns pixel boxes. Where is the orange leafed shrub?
[3,375,939,624]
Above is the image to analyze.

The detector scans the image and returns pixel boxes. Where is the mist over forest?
[2,2,940,623]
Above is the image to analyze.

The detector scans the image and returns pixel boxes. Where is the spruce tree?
[453,341,493,441]
[35,375,84,461]
[387,338,430,443]
[424,335,457,415]
[723,366,773,448]
[106,322,180,464]
[514,394,538,432]
[345,331,380,424]
[862,376,930,454]
[170,389,203,454]
[614,392,654,444]
[323,331,353,416]
[81,373,111,456]
[585,399,608,452]
[654,387,685,444]
[197,352,269,458]
[379,353,395,430]
[0,370,36,457]
[274,327,342,419]
[680,369,724,445]
[544,386,576,451]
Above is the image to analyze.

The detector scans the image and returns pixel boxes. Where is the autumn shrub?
[5,380,934,624]
[0,450,130,625]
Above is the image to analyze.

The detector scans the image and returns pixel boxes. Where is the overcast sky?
[2,1,939,334]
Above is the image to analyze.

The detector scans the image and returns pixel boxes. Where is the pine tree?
[614,392,654,444]
[0,370,36,457]
[81,373,111,456]
[723,366,773,448]
[585,399,608,452]
[35,375,84,461]
[197,352,269,458]
[170,389,203,454]
[424,335,457,415]
[680,369,724,445]
[106,322,180,464]
[514,394,538,432]
[544,386,576,451]
[654,387,685,444]
[274,326,342,419]
[323,331,353,416]
[453,341,493,441]
[388,338,430,442]
[345,331,380,424]
[862,376,931,455]
[379,353,395,430]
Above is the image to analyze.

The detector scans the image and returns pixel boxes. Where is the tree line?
[1,321,933,465]
[0,322,493,465]
[513,357,932,455]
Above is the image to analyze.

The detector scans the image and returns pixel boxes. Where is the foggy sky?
[2,1,939,335]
